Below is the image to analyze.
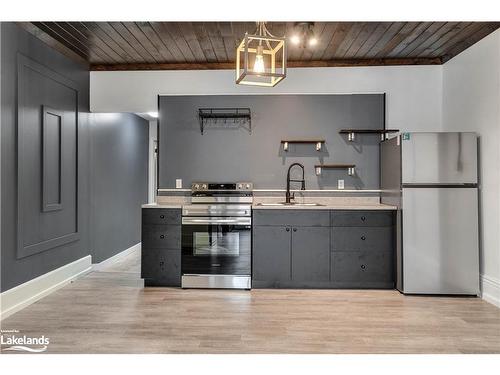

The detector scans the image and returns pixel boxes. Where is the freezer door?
[401,132,477,184]
[402,187,479,295]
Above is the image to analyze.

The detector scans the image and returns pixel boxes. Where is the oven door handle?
[182,217,252,225]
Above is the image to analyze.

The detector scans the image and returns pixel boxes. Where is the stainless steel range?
[181,182,253,289]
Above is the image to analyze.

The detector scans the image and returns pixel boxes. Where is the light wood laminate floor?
[1,249,499,354]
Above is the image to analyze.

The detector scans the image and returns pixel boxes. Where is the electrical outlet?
[176,179,182,189]
[338,179,345,190]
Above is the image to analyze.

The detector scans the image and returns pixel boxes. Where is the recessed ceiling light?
[148,112,159,118]
[309,37,318,46]
[290,35,300,45]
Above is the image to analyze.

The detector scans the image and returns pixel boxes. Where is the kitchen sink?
[256,202,325,207]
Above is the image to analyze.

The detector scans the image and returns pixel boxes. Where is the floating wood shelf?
[339,129,399,141]
[314,164,356,176]
[280,139,326,151]
[198,108,251,134]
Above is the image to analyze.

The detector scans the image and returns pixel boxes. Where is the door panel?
[402,187,479,294]
[401,132,477,184]
[331,227,393,252]
[291,227,330,282]
[141,248,181,285]
[252,226,291,283]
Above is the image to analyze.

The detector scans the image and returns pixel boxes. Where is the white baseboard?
[0,255,92,320]
[92,242,140,271]
[481,273,500,308]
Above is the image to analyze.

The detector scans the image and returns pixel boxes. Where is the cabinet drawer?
[142,224,181,249]
[331,227,393,252]
[331,210,394,227]
[142,208,181,225]
[332,251,394,284]
[141,248,181,285]
[253,209,330,227]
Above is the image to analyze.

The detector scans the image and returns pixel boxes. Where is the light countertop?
[142,203,182,209]
[251,203,397,210]
[142,202,397,210]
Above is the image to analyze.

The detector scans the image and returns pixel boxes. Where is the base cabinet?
[142,208,182,287]
[291,227,330,282]
[332,251,394,288]
[252,209,395,289]
[252,226,291,287]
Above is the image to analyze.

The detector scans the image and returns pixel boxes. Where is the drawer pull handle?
[160,215,165,219]
[160,234,165,239]
[286,228,290,232]
[293,228,297,232]
[361,236,366,241]
[361,264,366,270]
[361,216,366,221]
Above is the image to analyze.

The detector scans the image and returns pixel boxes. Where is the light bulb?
[309,37,318,46]
[291,35,300,45]
[253,45,265,74]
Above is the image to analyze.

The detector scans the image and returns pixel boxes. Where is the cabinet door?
[332,251,394,287]
[141,248,181,286]
[291,227,330,282]
[142,224,181,249]
[252,226,291,284]
[331,227,393,252]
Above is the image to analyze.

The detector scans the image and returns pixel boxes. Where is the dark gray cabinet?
[141,208,182,287]
[252,226,291,286]
[291,227,330,283]
[331,210,395,289]
[253,210,331,288]
[252,209,395,289]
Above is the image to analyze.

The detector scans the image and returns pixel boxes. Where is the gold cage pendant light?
[235,22,287,87]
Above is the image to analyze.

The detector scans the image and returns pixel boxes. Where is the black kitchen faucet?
[285,163,306,204]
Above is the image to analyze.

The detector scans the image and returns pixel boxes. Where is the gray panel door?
[291,227,330,282]
[401,132,477,184]
[402,187,479,294]
[252,226,291,282]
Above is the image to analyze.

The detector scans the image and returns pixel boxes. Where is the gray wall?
[1,23,148,292]
[1,22,91,292]
[90,113,148,263]
[159,94,384,189]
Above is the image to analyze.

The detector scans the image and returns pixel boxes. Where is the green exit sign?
[402,133,411,141]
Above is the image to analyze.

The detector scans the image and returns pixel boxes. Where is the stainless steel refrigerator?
[381,132,479,295]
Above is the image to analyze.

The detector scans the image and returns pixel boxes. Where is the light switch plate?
[338,179,345,190]
[175,179,182,189]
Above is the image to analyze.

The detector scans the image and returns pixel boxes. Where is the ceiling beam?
[90,57,442,71]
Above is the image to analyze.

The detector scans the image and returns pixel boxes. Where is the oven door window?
[193,229,239,256]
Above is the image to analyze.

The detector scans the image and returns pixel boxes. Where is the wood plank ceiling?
[19,22,500,70]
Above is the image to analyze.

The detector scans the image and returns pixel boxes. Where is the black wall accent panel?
[158,94,384,190]
[42,106,63,212]
[16,54,80,258]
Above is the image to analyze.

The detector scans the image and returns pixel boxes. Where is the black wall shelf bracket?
[198,108,251,135]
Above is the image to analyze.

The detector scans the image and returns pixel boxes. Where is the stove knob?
[194,184,199,189]
[245,184,250,189]
[202,184,207,189]
[238,184,243,189]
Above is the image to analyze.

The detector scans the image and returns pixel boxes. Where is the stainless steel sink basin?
[256,202,325,207]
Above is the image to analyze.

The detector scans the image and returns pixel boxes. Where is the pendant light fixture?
[236,22,287,87]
